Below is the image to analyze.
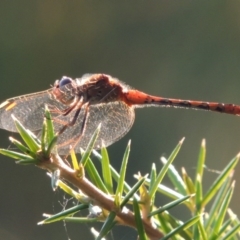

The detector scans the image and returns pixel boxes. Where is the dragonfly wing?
[0,88,135,155]
[0,89,60,132]
[55,101,135,154]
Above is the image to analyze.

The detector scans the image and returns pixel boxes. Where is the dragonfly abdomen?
[125,89,240,116]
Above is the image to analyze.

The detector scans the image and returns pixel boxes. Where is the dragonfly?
[0,73,239,154]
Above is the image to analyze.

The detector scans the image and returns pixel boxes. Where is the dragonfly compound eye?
[59,77,73,88]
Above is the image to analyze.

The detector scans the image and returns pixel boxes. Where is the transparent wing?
[55,101,135,154]
[0,90,135,155]
[0,89,60,132]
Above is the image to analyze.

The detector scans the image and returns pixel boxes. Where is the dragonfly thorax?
[78,74,124,105]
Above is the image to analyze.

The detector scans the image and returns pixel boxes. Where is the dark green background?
[1,1,240,239]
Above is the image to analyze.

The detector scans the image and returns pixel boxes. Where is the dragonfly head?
[52,76,77,105]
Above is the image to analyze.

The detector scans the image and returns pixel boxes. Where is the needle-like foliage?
[0,109,239,240]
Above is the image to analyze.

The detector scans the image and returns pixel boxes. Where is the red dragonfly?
[0,74,239,154]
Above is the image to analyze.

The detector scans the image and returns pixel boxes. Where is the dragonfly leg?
[56,103,90,150]
[47,96,81,116]
[57,99,84,135]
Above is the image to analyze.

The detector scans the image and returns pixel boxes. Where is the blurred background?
[0,1,240,239]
